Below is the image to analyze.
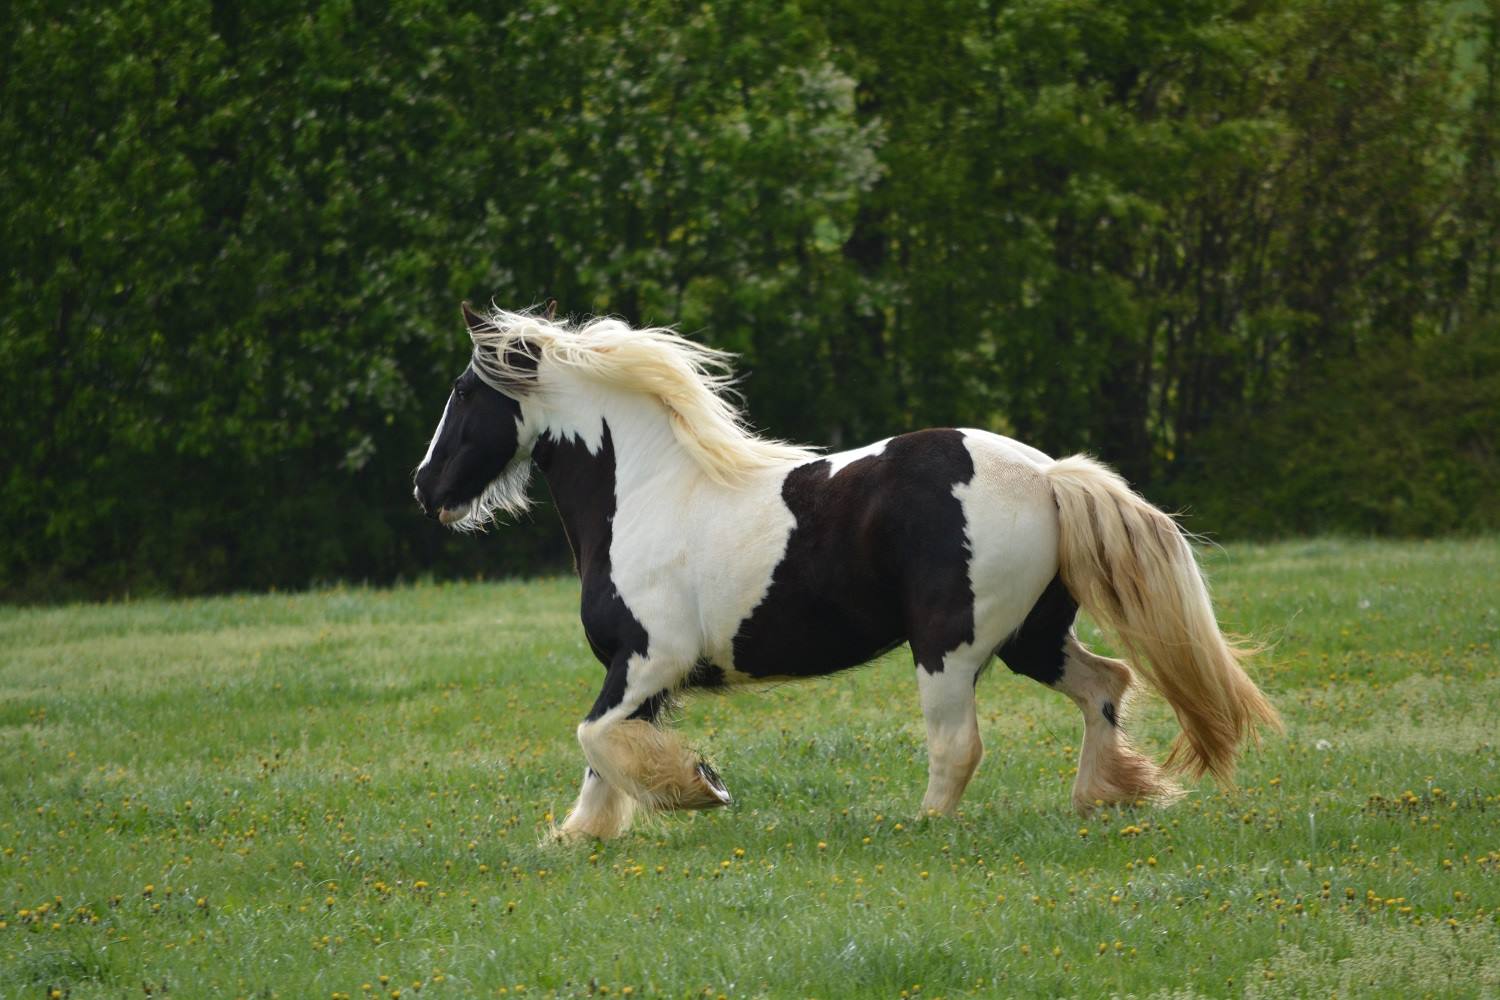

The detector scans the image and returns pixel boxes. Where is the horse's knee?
[576,718,607,761]
[576,717,730,811]
[576,719,635,795]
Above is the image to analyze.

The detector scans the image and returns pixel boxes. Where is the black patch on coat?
[628,689,672,723]
[685,659,727,690]
[412,367,524,518]
[533,422,654,722]
[996,572,1077,686]
[1101,701,1118,728]
[731,430,978,678]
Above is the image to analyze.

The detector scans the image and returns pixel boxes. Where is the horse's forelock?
[468,306,553,393]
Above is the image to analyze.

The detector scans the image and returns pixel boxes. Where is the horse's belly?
[725,599,905,680]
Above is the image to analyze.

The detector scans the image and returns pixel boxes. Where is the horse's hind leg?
[1056,637,1178,813]
[999,575,1176,813]
[913,646,988,816]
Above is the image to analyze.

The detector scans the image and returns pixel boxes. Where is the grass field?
[2,538,1499,999]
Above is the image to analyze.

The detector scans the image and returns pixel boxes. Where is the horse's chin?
[437,503,470,526]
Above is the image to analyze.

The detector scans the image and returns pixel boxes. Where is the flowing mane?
[468,307,816,485]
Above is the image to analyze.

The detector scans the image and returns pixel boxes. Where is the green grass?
[2,538,1499,999]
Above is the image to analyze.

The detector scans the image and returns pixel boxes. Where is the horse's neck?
[531,385,698,576]
[532,424,617,576]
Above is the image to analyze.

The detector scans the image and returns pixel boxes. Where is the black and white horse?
[413,304,1279,840]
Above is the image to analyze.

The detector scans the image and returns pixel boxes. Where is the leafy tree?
[2,0,1495,598]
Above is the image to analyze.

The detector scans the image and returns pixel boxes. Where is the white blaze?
[418,393,454,472]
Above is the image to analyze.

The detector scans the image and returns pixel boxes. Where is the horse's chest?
[612,477,800,657]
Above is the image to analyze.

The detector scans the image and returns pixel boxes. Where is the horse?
[412,303,1280,840]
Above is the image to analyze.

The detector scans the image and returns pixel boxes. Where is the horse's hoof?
[697,761,732,806]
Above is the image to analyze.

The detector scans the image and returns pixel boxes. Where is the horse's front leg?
[567,654,730,830]
[555,766,637,841]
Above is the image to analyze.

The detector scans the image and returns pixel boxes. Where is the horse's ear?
[543,299,558,322]
[463,300,541,383]
[461,301,487,336]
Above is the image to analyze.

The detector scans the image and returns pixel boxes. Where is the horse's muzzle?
[413,484,439,520]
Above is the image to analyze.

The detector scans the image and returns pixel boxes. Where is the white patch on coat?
[958,428,1054,469]
[951,430,1062,657]
[825,438,891,476]
[522,364,802,706]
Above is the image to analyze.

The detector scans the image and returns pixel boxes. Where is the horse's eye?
[453,382,467,401]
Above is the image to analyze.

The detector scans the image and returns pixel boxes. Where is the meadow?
[2,538,1498,999]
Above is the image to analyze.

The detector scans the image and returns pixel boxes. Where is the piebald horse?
[413,304,1279,840]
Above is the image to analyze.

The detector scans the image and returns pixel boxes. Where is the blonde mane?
[469,307,816,485]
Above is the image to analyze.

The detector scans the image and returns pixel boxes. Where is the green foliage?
[1169,324,1500,536]
[1,0,1496,596]
[1,0,510,596]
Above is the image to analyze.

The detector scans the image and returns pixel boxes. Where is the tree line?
[3,0,1497,599]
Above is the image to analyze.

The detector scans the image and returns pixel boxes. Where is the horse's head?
[412,303,540,531]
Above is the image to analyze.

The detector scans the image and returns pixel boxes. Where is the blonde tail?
[1045,455,1280,782]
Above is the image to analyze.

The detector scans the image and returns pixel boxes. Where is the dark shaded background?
[3,0,1497,600]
